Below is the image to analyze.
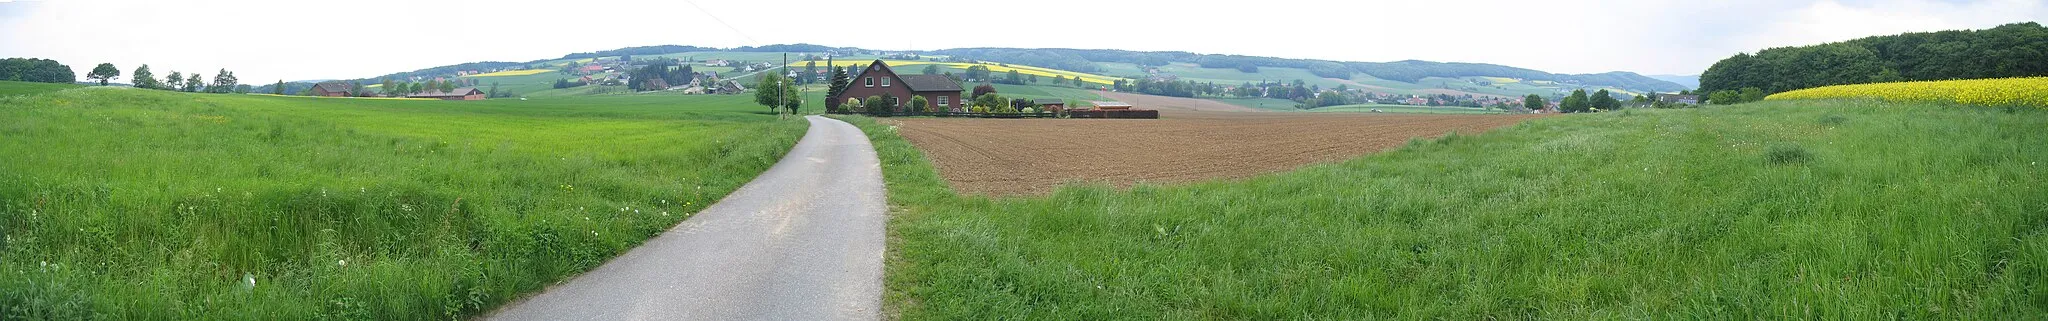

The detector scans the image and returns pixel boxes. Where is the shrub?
[910,96,930,114]
[1021,107,1036,114]
[865,95,888,115]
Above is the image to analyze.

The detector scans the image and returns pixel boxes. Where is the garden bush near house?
[864,95,887,115]
[910,96,930,114]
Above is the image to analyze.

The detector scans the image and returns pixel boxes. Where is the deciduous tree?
[131,64,158,89]
[165,71,183,90]
[1590,89,1619,111]
[971,84,996,100]
[208,69,237,93]
[1561,89,1590,113]
[87,63,120,86]
[1523,94,1546,111]
[183,73,203,92]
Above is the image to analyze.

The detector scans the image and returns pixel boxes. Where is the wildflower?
[338,259,347,267]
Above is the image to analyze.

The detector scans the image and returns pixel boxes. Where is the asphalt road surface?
[486,115,887,321]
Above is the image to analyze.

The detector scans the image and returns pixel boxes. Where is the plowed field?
[895,111,1549,196]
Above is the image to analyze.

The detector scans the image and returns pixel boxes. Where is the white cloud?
[1,0,2041,83]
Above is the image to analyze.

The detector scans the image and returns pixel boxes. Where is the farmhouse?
[832,60,963,111]
[1034,99,1066,112]
[1656,93,1700,104]
[311,81,354,97]
[407,87,486,100]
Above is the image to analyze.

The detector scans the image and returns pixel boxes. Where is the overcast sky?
[2,0,2043,84]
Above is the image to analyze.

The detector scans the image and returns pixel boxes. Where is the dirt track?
[895,112,1549,196]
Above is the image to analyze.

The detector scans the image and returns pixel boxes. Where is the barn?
[407,87,486,100]
[831,60,963,112]
[311,81,354,97]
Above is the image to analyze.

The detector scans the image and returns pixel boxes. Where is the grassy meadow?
[0,80,84,97]
[848,100,2048,319]
[0,87,807,319]
[1310,104,1508,114]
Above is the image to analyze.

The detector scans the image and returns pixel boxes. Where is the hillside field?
[851,100,2048,319]
[0,88,808,319]
[1311,104,1507,114]
[1766,77,2048,108]
[0,80,83,96]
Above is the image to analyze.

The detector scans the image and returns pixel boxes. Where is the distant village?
[291,50,914,100]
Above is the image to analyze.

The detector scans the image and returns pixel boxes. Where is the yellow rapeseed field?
[463,69,554,77]
[1766,77,2048,108]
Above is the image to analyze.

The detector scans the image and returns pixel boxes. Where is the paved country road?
[486,115,887,321]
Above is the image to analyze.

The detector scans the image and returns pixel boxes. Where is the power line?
[683,0,758,46]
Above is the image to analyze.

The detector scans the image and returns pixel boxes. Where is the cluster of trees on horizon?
[1,58,77,84]
[626,59,697,91]
[1700,22,2048,96]
[95,62,247,93]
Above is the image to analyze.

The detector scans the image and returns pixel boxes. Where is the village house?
[1656,93,1700,104]
[310,81,355,97]
[407,87,486,100]
[831,60,964,111]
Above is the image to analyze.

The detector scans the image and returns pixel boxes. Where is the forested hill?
[928,48,1690,93]
[1699,22,2048,94]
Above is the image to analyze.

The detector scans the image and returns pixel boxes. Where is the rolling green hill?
[0,80,83,96]
[279,44,1678,109]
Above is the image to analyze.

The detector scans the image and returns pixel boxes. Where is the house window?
[937,96,949,107]
[881,77,890,87]
[865,77,873,87]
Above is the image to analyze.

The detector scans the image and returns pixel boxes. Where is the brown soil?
[893,112,1549,196]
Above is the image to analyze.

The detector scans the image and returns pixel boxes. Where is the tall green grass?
[0,89,806,319]
[0,80,84,97]
[848,100,2048,319]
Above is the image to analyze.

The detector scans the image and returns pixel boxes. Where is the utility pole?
[780,52,788,119]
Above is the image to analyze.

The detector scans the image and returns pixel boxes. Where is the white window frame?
[881,77,891,87]
[937,96,949,107]
[865,77,874,87]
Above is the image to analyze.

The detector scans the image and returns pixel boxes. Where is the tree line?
[1699,22,2048,95]
[0,58,77,83]
[92,62,247,93]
